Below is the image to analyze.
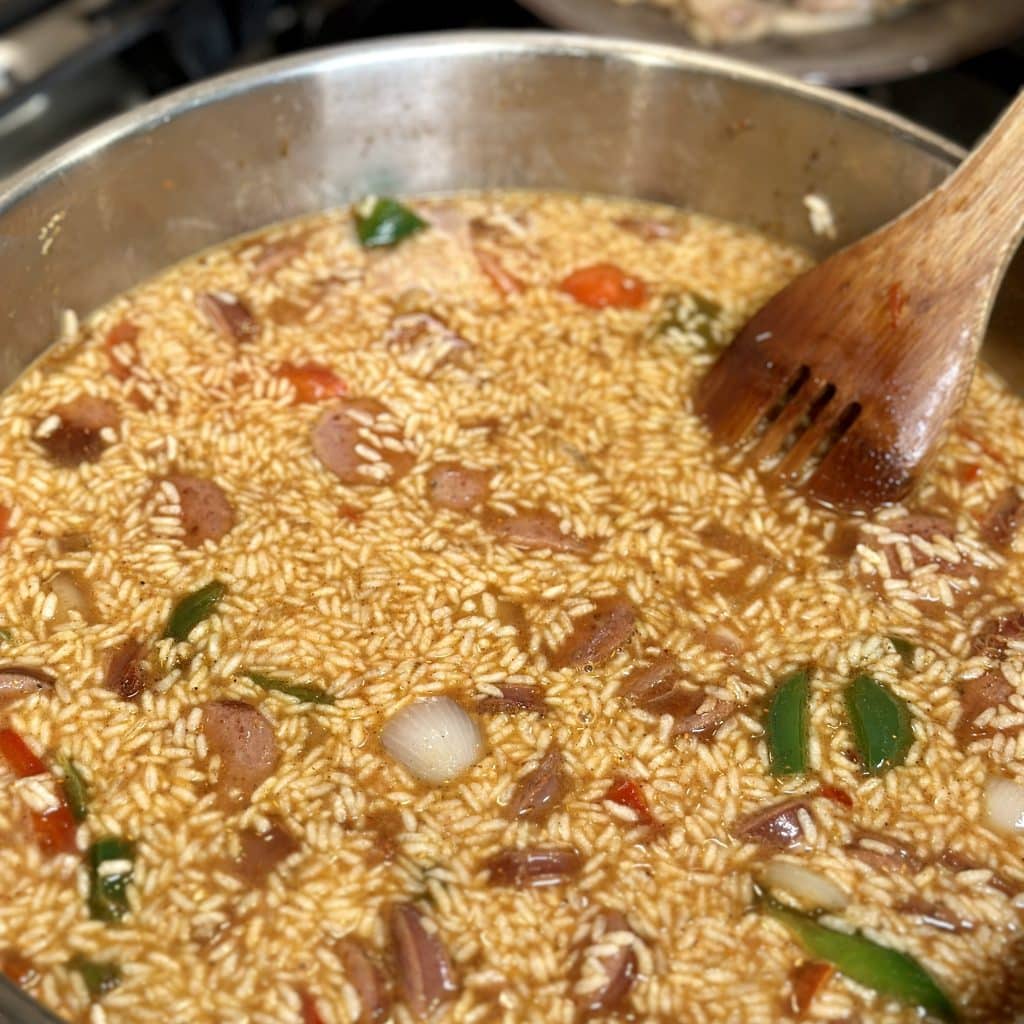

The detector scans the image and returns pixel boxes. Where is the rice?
[0,191,1022,1024]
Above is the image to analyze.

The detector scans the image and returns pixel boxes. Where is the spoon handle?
[919,90,1024,276]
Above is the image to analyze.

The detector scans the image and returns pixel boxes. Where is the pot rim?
[0,30,965,219]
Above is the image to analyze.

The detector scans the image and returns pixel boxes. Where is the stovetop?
[0,0,1021,181]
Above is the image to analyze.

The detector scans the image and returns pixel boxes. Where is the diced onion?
[47,570,96,624]
[984,776,1024,835]
[761,859,849,912]
[381,697,482,784]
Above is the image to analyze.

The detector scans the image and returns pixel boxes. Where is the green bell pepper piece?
[845,674,913,775]
[164,581,226,642]
[87,836,135,922]
[245,672,335,706]
[763,896,956,1022]
[354,197,427,248]
[765,669,811,777]
[68,955,122,998]
[58,755,89,822]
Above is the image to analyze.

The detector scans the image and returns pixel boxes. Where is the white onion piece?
[382,697,482,784]
[761,859,849,912]
[984,777,1024,835]
[47,570,96,624]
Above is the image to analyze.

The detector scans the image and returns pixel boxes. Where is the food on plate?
[612,0,932,45]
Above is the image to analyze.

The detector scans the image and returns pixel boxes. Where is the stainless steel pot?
[0,32,1021,1024]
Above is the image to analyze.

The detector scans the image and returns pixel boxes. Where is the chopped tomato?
[559,263,647,309]
[104,320,140,380]
[30,803,77,856]
[0,730,77,854]
[815,783,853,808]
[0,505,10,540]
[276,362,348,404]
[475,247,523,296]
[788,961,834,1016]
[298,989,326,1024]
[604,775,657,827]
[0,729,47,777]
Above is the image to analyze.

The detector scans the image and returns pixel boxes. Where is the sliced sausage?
[425,462,491,511]
[201,699,278,802]
[551,596,636,669]
[389,903,459,1020]
[844,830,924,875]
[36,395,119,466]
[622,654,735,739]
[233,818,298,886]
[197,291,260,344]
[572,910,638,1019]
[484,508,595,555]
[335,937,392,1024]
[670,694,736,740]
[971,610,1024,660]
[621,653,683,707]
[957,670,1016,743]
[484,846,582,888]
[476,683,548,716]
[104,639,149,700]
[506,749,566,823]
[938,849,1020,897]
[383,313,473,376]
[0,666,54,708]
[732,798,812,849]
[312,398,414,486]
[166,474,235,547]
[895,896,974,934]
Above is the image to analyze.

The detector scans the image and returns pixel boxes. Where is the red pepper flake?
[788,961,835,1017]
[815,783,854,808]
[298,988,327,1024]
[276,362,348,404]
[886,282,908,327]
[0,728,47,777]
[604,775,657,827]
[559,263,647,309]
[958,462,982,484]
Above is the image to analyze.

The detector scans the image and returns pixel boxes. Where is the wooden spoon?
[696,91,1024,513]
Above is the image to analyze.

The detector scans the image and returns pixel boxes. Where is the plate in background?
[517,0,1024,85]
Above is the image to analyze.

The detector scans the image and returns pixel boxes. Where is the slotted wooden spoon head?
[697,91,1024,513]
